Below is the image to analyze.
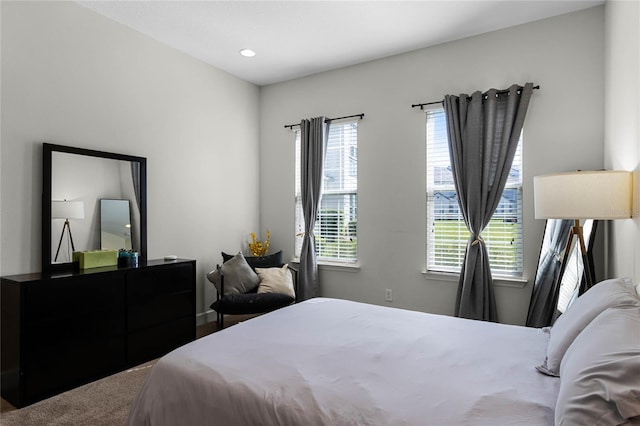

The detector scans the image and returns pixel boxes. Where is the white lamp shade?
[534,170,632,220]
[52,200,85,220]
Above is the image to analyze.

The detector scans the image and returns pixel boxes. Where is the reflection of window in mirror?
[556,219,598,313]
[526,219,573,328]
[100,199,132,251]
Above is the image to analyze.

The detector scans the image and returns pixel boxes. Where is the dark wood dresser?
[1,258,196,408]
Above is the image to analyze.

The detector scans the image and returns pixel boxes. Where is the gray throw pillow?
[555,306,640,425]
[206,252,260,295]
[537,277,639,377]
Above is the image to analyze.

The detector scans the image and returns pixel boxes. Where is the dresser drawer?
[127,290,193,331]
[127,316,194,365]
[126,262,194,331]
[126,263,194,301]
[23,311,125,362]
[25,273,125,323]
[24,333,124,403]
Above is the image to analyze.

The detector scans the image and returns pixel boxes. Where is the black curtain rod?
[284,113,364,129]
[411,85,540,110]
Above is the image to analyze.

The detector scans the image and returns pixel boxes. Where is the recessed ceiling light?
[239,49,256,58]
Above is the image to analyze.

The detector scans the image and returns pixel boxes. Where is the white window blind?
[295,120,358,263]
[426,108,523,276]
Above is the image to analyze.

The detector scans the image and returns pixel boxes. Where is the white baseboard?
[196,309,218,326]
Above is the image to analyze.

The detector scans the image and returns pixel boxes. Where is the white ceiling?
[77,0,604,86]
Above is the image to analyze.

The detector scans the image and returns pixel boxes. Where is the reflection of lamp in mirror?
[534,170,632,291]
[52,200,85,262]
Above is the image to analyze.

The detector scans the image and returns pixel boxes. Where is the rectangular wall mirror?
[42,143,147,273]
[100,199,132,251]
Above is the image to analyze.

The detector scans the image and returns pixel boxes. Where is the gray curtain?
[131,162,141,212]
[130,162,142,252]
[526,219,573,328]
[444,82,534,322]
[299,117,329,301]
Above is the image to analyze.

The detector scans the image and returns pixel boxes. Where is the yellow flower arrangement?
[249,230,270,257]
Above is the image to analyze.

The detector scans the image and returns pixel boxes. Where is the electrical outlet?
[385,289,393,302]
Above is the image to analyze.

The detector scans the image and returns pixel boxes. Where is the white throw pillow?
[256,265,295,299]
[555,306,640,425]
[537,277,639,377]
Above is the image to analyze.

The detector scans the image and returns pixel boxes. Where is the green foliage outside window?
[316,209,357,259]
[433,219,519,273]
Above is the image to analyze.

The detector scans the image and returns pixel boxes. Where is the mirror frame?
[42,143,147,273]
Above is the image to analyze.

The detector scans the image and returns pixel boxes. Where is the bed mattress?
[127,298,559,425]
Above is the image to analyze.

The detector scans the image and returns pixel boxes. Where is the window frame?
[294,119,358,264]
[425,106,524,278]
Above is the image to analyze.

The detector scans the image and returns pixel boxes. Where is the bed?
[127,278,640,426]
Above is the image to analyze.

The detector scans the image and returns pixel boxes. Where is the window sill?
[422,271,528,288]
[289,259,360,272]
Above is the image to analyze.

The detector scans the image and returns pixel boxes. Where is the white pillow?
[555,306,640,425]
[537,277,639,377]
[256,265,295,299]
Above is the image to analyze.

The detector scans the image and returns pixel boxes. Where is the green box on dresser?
[0,258,196,408]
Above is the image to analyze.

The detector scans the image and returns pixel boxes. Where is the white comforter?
[127,298,559,425]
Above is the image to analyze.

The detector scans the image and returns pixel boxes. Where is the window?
[426,108,523,276]
[295,120,358,263]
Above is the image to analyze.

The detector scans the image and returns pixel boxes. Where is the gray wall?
[259,6,605,325]
[0,1,260,320]
[604,0,640,284]
[2,3,626,326]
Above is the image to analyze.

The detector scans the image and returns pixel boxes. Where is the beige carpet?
[0,317,256,425]
[0,360,157,426]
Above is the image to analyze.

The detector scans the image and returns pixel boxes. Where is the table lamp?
[533,170,632,290]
